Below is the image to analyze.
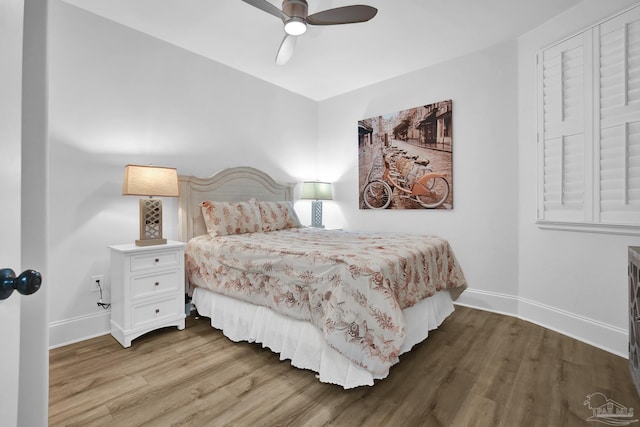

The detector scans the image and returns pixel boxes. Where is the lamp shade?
[122,164,179,197]
[300,181,333,201]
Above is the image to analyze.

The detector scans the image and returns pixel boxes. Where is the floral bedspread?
[185,228,467,376]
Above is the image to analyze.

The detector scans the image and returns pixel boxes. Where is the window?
[537,5,640,235]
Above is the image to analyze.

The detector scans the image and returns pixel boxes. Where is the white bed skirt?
[192,287,455,389]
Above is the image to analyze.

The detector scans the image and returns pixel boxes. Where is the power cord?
[95,278,111,310]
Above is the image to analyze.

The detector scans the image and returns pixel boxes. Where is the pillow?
[252,199,302,232]
[201,200,262,237]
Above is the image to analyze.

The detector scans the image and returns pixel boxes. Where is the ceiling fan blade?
[275,34,297,65]
[241,0,289,20]
[306,5,377,26]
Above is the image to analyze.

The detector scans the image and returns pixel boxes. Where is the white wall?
[48,0,318,346]
[319,0,640,358]
[317,41,520,311]
[48,0,640,358]
[518,0,640,356]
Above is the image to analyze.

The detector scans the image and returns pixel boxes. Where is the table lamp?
[122,164,179,246]
[300,181,333,228]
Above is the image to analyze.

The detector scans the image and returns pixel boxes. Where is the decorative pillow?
[252,199,302,232]
[201,200,262,237]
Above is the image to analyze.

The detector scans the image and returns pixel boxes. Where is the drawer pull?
[154,258,159,263]
[154,282,160,287]
[155,308,160,314]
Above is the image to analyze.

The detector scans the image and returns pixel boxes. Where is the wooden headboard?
[178,166,295,242]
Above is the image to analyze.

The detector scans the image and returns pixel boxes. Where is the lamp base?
[137,198,167,246]
[310,200,324,228]
[135,238,167,247]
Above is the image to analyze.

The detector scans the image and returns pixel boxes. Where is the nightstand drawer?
[131,295,181,328]
[131,270,180,299]
[130,251,180,272]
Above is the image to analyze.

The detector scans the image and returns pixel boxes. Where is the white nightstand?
[109,240,187,348]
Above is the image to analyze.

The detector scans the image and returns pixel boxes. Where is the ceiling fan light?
[284,17,307,36]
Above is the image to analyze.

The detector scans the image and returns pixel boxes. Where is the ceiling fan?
[241,0,378,65]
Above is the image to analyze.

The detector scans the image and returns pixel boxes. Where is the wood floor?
[49,306,640,426]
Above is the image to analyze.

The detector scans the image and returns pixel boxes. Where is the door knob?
[0,268,42,300]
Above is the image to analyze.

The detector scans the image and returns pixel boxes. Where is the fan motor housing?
[283,0,308,19]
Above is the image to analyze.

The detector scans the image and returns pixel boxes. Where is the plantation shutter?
[537,4,640,232]
[597,7,640,225]
[538,33,592,222]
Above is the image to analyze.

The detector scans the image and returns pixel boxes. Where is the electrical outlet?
[90,275,103,293]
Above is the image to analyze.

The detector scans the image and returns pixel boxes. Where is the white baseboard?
[48,310,111,349]
[49,290,628,359]
[455,288,628,359]
[517,297,627,359]
[454,287,520,316]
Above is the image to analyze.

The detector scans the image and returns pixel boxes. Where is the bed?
[179,167,467,388]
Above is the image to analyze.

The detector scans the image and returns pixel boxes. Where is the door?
[1,1,49,425]
[0,1,26,425]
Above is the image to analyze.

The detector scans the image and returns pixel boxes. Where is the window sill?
[536,220,640,236]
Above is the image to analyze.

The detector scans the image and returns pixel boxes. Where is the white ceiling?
[61,0,583,101]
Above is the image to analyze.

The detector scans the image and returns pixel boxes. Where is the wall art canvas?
[358,100,453,210]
